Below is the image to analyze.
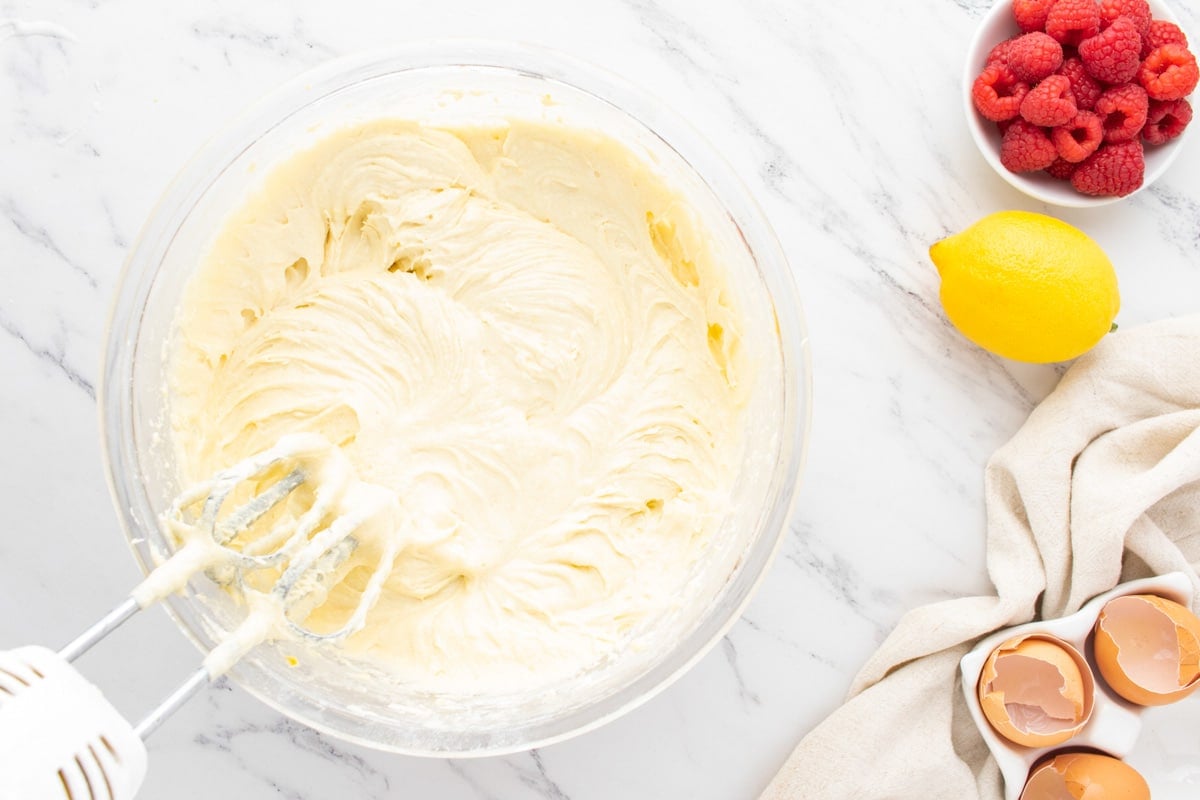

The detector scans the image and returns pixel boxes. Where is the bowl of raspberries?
[967,0,1195,204]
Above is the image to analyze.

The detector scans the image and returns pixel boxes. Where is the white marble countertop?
[3,0,1199,797]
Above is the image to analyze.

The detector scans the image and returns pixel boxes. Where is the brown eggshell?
[1019,752,1149,800]
[977,634,1094,748]
[1094,593,1200,706]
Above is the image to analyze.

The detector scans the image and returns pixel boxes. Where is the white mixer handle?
[0,646,147,800]
[0,439,378,798]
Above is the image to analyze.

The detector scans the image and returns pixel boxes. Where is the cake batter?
[168,119,746,692]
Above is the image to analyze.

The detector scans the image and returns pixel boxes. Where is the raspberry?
[1095,83,1149,142]
[1059,57,1104,110]
[1099,0,1151,41]
[1142,98,1193,145]
[1079,17,1144,84]
[1045,158,1080,180]
[1071,140,1146,196]
[1008,32,1065,82]
[1052,110,1105,161]
[1013,0,1056,33]
[1139,44,1200,101]
[1000,119,1060,172]
[1021,75,1078,126]
[1143,20,1188,59]
[973,65,1031,121]
[987,36,1021,67]
[1046,0,1102,47]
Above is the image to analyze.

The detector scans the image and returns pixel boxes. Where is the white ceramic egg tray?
[960,571,1193,800]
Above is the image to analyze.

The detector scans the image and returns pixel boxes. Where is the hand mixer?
[0,434,399,800]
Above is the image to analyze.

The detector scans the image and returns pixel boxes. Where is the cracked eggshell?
[1093,594,1200,706]
[977,634,1095,748]
[1019,752,1149,800]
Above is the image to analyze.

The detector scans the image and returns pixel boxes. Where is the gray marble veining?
[3,0,1199,797]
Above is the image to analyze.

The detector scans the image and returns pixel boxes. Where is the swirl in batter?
[170,120,746,691]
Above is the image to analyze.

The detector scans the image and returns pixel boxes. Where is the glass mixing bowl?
[99,41,811,756]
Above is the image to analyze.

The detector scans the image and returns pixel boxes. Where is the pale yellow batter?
[169,119,746,692]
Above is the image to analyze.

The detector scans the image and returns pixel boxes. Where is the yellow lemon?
[929,211,1120,363]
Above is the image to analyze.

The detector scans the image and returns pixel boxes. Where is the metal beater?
[0,434,398,800]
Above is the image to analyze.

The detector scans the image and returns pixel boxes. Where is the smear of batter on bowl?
[168,119,748,693]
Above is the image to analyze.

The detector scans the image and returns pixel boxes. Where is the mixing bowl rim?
[97,39,813,756]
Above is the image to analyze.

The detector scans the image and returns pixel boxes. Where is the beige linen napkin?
[761,314,1200,799]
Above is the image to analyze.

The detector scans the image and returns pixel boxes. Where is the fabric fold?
[761,315,1200,800]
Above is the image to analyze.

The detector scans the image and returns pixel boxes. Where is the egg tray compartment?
[959,571,1193,800]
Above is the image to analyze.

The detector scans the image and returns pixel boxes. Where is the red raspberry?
[1079,17,1144,84]
[1143,20,1188,59]
[1013,0,1056,33]
[1007,32,1065,82]
[1001,119,1060,172]
[1059,57,1104,110]
[1071,140,1146,196]
[1052,110,1105,162]
[1142,98,1193,145]
[1095,83,1149,142]
[1046,0,1102,47]
[1021,75,1078,126]
[1139,44,1200,102]
[1045,158,1080,180]
[987,36,1021,67]
[973,65,1031,121]
[1099,0,1151,41]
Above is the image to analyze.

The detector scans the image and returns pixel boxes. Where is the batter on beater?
[169,119,747,692]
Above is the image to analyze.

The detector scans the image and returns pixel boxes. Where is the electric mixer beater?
[0,434,399,799]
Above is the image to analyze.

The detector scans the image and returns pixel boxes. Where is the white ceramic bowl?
[964,0,1193,207]
[960,572,1192,800]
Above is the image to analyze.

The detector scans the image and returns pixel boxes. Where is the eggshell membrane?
[1094,594,1200,706]
[978,634,1094,748]
[1019,752,1150,800]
